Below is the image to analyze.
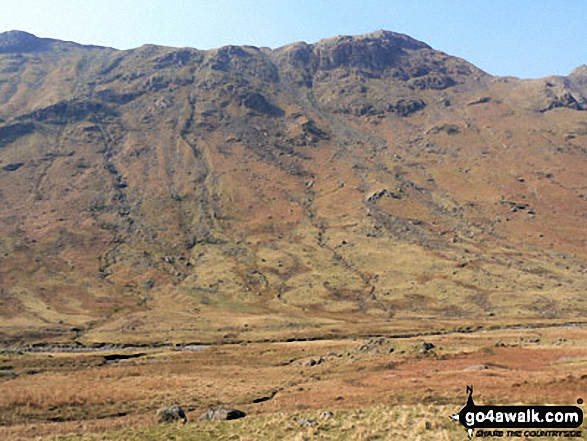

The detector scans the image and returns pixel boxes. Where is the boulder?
[422,342,435,351]
[157,404,187,424]
[198,407,246,421]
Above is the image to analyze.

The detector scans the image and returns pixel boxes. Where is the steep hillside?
[1,30,587,345]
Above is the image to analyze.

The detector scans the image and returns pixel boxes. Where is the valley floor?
[1,325,586,440]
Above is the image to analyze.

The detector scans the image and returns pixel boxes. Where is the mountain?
[1,30,586,345]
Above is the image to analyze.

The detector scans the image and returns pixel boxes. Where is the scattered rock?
[142,278,155,290]
[2,162,24,171]
[295,417,318,427]
[421,342,435,352]
[0,368,17,378]
[292,356,324,367]
[157,404,187,424]
[366,189,401,202]
[410,74,456,90]
[540,92,584,112]
[495,340,507,347]
[198,407,246,421]
[387,98,426,117]
[357,337,394,355]
[300,119,329,140]
[418,342,437,355]
[358,337,384,352]
[464,364,489,371]
[426,123,460,135]
[253,390,278,403]
[320,411,334,419]
[468,97,492,106]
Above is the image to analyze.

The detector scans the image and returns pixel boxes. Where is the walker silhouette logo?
[449,386,583,439]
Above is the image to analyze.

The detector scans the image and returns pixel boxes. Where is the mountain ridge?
[1,29,585,78]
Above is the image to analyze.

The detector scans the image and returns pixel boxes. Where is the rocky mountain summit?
[0,30,586,345]
[0,29,106,54]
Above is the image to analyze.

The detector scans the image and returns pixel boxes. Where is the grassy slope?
[0,32,586,348]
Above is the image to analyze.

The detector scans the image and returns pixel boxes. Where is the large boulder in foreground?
[198,407,246,421]
[157,404,188,424]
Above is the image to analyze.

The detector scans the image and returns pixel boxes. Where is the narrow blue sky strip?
[0,0,585,78]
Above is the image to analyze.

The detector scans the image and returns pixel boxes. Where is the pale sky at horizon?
[0,0,586,79]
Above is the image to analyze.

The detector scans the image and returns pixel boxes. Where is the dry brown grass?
[1,326,586,440]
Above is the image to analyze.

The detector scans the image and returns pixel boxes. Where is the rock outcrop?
[156,405,188,424]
